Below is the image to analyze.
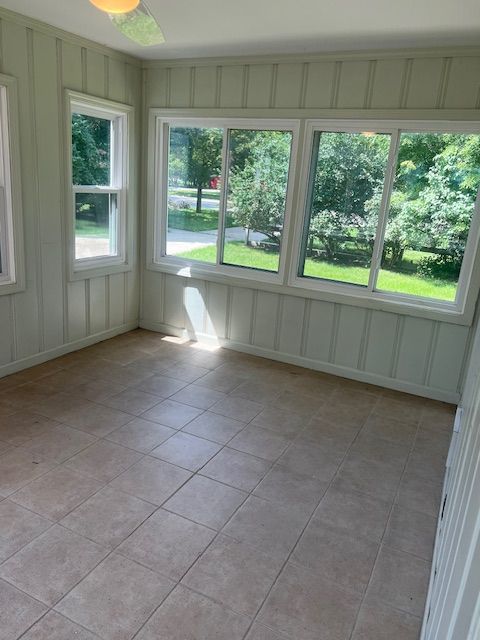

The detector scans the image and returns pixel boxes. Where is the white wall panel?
[184,279,206,337]
[395,316,434,385]
[370,58,406,108]
[278,295,305,356]
[303,299,335,362]
[0,12,141,379]
[333,305,367,368]
[363,310,398,377]
[253,291,278,350]
[229,286,254,344]
[205,282,228,339]
[246,64,273,108]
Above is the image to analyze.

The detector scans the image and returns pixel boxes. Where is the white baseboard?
[0,321,139,380]
[139,319,459,404]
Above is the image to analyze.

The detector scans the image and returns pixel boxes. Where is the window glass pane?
[72,113,111,186]
[222,129,293,272]
[166,126,223,264]
[300,131,391,286]
[377,133,480,301]
[75,192,117,260]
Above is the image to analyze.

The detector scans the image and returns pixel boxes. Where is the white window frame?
[148,112,299,285]
[289,118,480,322]
[66,91,133,280]
[0,74,24,295]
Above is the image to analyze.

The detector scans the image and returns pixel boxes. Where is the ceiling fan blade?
[109,2,165,46]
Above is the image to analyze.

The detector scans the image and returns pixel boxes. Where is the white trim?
[0,321,138,380]
[148,111,300,286]
[66,90,134,281]
[139,317,460,403]
[0,74,25,296]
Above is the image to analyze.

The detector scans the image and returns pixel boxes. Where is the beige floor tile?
[0,382,59,410]
[182,411,246,444]
[57,402,134,437]
[0,400,16,418]
[60,486,155,548]
[194,369,246,393]
[0,500,51,563]
[384,505,437,560]
[268,390,322,419]
[257,562,361,640]
[251,406,307,438]
[136,585,250,640]
[254,465,327,511]
[295,417,358,452]
[10,467,102,521]
[170,383,226,409]
[200,447,271,491]
[135,374,188,398]
[141,399,203,429]
[405,448,447,484]
[367,546,431,617]
[21,425,97,463]
[223,496,310,560]
[0,449,55,497]
[361,413,418,446]
[183,534,283,617]
[349,432,411,467]
[0,578,47,640]
[109,456,191,505]
[64,440,142,483]
[230,379,284,404]
[0,524,107,605]
[0,411,59,446]
[106,417,175,453]
[421,403,455,433]
[373,397,422,424]
[229,426,290,462]
[313,486,391,542]
[55,553,174,640]
[352,598,422,640]
[396,472,443,517]
[101,389,162,416]
[335,455,404,502]
[164,475,246,529]
[20,610,100,640]
[37,370,91,392]
[30,392,91,420]
[210,396,264,422]
[118,508,215,580]
[291,520,379,594]
[74,379,128,403]
[159,362,210,383]
[150,432,222,471]
[246,624,289,639]
[278,442,343,482]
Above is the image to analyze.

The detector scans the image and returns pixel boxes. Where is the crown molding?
[142,45,480,69]
[0,6,142,66]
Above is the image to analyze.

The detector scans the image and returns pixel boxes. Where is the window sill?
[0,278,25,296]
[69,259,133,282]
[147,258,475,326]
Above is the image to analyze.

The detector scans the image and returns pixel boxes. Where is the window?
[0,75,23,294]
[68,92,132,276]
[297,122,480,312]
[155,118,297,280]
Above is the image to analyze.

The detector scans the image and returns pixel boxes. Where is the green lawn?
[169,188,221,200]
[75,219,109,238]
[178,242,457,301]
[168,208,234,232]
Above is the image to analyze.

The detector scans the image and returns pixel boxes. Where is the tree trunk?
[245,227,250,246]
[196,186,202,213]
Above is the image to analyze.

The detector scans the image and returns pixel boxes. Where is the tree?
[229,131,291,244]
[169,127,222,213]
[72,114,110,186]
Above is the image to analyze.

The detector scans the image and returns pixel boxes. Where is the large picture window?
[297,123,480,310]
[67,92,132,276]
[155,118,297,281]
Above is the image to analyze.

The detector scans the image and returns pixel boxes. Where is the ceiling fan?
[89,0,165,46]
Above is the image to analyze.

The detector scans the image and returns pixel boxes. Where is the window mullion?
[367,129,401,292]
[216,126,230,267]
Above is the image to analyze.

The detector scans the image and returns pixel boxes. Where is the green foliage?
[72,114,110,186]
[229,131,292,242]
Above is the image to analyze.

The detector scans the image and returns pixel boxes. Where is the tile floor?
[0,329,454,640]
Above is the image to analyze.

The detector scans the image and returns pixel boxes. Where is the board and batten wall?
[0,10,142,377]
[141,49,480,403]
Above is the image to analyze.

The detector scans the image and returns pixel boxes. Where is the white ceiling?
[1,0,480,60]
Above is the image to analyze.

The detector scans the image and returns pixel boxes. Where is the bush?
[417,254,461,281]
